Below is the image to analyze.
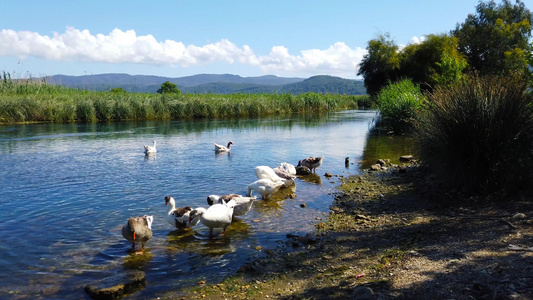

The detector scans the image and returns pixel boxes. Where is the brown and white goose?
[214,141,233,153]
[207,194,255,217]
[121,215,153,254]
[297,156,324,173]
[273,163,297,181]
[165,195,201,229]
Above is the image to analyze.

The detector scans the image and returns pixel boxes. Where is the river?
[0,110,415,299]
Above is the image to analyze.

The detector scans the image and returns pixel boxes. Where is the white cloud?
[0,27,366,77]
[409,36,426,45]
[255,42,366,77]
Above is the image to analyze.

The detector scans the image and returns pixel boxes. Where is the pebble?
[512,213,526,220]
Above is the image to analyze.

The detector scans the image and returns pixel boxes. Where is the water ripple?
[0,111,377,298]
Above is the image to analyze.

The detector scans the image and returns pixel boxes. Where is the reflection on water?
[299,173,323,185]
[123,251,154,270]
[361,134,417,169]
[0,110,391,298]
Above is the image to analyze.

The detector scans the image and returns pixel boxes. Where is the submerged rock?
[84,270,145,300]
[399,155,415,162]
[296,166,311,175]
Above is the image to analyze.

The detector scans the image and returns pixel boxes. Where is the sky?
[1,0,532,80]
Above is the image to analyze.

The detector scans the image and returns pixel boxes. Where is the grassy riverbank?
[166,161,533,299]
[0,76,371,124]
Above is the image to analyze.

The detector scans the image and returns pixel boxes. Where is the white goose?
[144,140,157,155]
[207,194,256,217]
[255,165,293,187]
[247,178,284,200]
[189,200,236,237]
[279,162,297,175]
[214,141,233,153]
[165,195,200,229]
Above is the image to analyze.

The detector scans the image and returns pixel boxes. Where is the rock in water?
[84,270,145,300]
[296,166,311,175]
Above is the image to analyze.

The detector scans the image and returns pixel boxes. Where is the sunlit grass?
[0,73,371,124]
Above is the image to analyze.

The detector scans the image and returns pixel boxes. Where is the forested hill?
[43,73,366,95]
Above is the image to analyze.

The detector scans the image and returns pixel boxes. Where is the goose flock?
[122,140,324,253]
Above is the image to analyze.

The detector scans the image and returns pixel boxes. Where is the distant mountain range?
[42,73,366,95]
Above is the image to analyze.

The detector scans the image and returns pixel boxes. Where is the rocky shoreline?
[158,158,532,299]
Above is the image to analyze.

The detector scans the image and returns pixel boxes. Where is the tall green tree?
[157,81,181,94]
[400,34,468,91]
[358,34,468,95]
[452,0,533,76]
[357,34,401,96]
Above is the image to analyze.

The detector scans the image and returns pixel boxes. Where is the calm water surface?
[0,110,402,299]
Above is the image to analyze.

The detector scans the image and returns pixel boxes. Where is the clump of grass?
[415,73,533,193]
[374,79,426,133]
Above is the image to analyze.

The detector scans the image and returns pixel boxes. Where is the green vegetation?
[356,0,533,196]
[358,0,532,95]
[356,33,401,96]
[452,0,532,77]
[415,73,533,193]
[0,74,370,124]
[374,79,425,134]
[157,81,181,94]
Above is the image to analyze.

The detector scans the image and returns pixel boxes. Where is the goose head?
[189,207,206,223]
[143,215,154,230]
[207,195,221,206]
[225,199,237,210]
[164,195,177,213]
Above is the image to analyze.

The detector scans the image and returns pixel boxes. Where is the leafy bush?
[375,79,425,133]
[415,73,533,193]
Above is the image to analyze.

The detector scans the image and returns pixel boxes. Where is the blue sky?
[1,0,532,79]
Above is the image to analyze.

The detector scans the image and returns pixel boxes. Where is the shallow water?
[0,110,400,299]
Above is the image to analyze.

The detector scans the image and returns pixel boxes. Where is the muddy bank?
[164,162,533,300]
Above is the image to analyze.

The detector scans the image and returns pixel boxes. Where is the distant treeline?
[44,73,367,95]
[0,75,372,124]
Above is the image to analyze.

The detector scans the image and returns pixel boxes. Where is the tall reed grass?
[0,73,370,124]
[415,73,533,193]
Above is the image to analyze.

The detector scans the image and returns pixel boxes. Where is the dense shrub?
[375,79,426,133]
[415,73,533,193]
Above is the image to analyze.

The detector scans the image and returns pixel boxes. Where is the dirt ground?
[168,162,533,300]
